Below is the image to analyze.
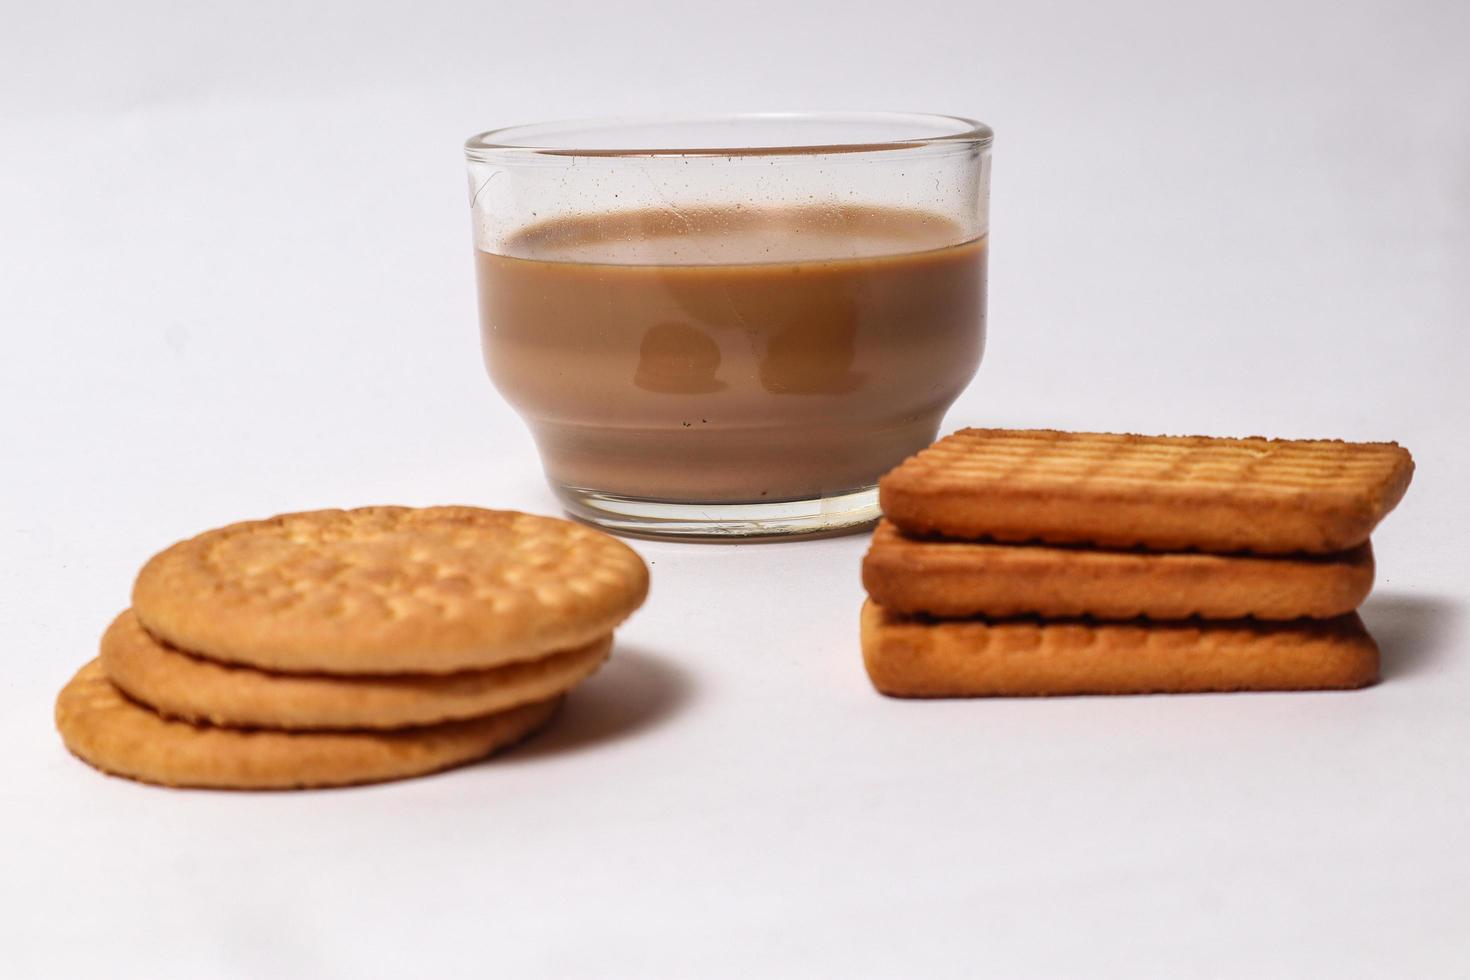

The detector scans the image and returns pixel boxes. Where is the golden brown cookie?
[879,428,1413,554]
[861,600,1378,697]
[100,609,609,730]
[862,520,1374,620]
[132,506,648,674]
[55,659,560,789]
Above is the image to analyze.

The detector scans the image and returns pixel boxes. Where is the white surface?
[3,2,1468,977]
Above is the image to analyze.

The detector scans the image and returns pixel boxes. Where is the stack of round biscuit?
[55,506,649,789]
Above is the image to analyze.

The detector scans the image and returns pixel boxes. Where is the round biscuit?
[131,506,648,673]
[55,659,560,790]
[101,609,609,730]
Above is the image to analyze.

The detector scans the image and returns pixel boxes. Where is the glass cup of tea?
[465,112,991,540]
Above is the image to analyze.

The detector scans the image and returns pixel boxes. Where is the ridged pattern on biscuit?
[860,600,1379,697]
[132,506,649,674]
[879,428,1413,554]
[100,609,610,731]
[54,660,560,790]
[862,520,1374,620]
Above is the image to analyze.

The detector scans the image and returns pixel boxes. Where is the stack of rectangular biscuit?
[862,429,1414,697]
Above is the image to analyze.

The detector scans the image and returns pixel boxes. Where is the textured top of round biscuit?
[132,506,648,673]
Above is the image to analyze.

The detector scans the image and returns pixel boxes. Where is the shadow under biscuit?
[498,647,695,761]
[1360,591,1461,681]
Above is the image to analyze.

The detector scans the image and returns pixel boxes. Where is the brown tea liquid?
[475,204,985,503]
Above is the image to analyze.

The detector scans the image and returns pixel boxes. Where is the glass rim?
[464,111,992,161]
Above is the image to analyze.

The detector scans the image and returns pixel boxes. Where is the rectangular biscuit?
[860,599,1379,697]
[879,428,1413,554]
[862,520,1374,621]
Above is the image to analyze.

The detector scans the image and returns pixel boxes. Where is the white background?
[3,1,1467,976]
